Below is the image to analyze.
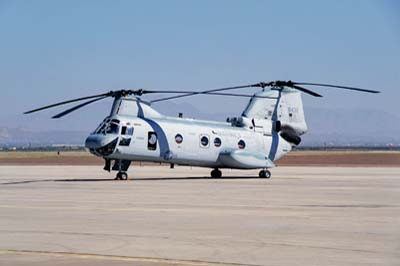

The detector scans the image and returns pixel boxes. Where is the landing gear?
[259,169,271,179]
[111,159,131,181]
[115,171,128,180]
[210,168,222,178]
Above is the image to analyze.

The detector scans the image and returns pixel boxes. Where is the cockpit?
[86,117,135,157]
[92,118,134,136]
[93,118,120,135]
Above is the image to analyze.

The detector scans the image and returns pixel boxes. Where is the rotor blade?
[146,90,275,98]
[142,90,200,94]
[293,82,380,94]
[290,84,323,97]
[51,96,110,119]
[200,92,276,98]
[150,83,263,103]
[24,92,112,114]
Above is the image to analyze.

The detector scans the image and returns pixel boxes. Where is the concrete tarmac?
[0,166,399,266]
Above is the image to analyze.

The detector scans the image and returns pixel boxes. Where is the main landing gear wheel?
[259,169,271,179]
[115,172,128,180]
[210,169,222,178]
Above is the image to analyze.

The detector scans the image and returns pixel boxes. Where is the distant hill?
[301,107,400,146]
[0,127,87,147]
[1,103,399,147]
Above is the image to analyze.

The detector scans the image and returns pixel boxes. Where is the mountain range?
[1,102,399,147]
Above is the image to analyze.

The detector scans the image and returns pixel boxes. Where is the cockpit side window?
[106,122,119,134]
[126,126,134,135]
[121,125,134,135]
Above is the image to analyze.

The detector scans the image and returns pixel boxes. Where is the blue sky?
[0,0,399,131]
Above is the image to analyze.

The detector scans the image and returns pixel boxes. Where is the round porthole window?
[214,137,222,147]
[175,134,183,144]
[148,133,157,145]
[238,139,246,149]
[200,136,209,146]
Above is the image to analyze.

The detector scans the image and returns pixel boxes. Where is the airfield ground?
[0,151,399,266]
[1,150,400,166]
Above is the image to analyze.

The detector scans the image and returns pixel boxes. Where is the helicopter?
[24,80,380,180]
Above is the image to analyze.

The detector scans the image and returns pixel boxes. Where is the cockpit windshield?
[93,118,120,135]
[106,122,119,134]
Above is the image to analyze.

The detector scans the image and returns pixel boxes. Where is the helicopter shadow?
[0,178,114,185]
[0,176,261,185]
[57,176,261,182]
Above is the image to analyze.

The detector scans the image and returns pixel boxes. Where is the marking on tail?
[268,90,282,161]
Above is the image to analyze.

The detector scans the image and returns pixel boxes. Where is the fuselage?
[85,113,292,169]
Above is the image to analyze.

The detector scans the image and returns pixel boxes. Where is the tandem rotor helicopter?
[25,80,380,180]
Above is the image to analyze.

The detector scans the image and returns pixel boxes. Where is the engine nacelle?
[280,125,302,145]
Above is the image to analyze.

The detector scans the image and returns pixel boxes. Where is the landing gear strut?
[115,171,128,180]
[112,159,131,181]
[210,168,222,178]
[259,169,271,179]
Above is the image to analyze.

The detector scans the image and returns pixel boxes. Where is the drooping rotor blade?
[267,80,322,97]
[137,89,268,96]
[293,82,380,94]
[150,83,264,103]
[141,90,199,94]
[203,92,277,98]
[290,84,323,97]
[51,96,110,119]
[24,92,112,114]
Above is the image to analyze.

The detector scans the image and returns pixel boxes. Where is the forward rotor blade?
[204,92,276,98]
[150,83,263,103]
[24,92,112,114]
[290,84,323,97]
[294,82,380,94]
[51,96,110,119]
[141,90,199,94]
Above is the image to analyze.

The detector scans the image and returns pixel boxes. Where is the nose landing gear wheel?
[259,170,271,179]
[115,172,128,180]
[210,169,222,178]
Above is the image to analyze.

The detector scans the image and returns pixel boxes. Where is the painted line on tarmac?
[0,249,261,266]
[0,204,308,217]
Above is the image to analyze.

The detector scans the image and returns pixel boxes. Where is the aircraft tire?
[115,172,128,180]
[211,169,222,178]
[120,172,128,180]
[259,170,271,179]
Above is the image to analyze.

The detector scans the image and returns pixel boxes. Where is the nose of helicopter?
[85,134,119,156]
[85,134,112,149]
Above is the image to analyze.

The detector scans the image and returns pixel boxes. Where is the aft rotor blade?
[290,85,323,97]
[150,83,263,103]
[294,82,380,94]
[24,92,112,114]
[51,96,110,119]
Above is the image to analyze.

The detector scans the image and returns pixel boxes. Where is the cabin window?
[148,132,157,150]
[175,134,183,144]
[200,135,209,148]
[214,137,222,147]
[238,139,246,149]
